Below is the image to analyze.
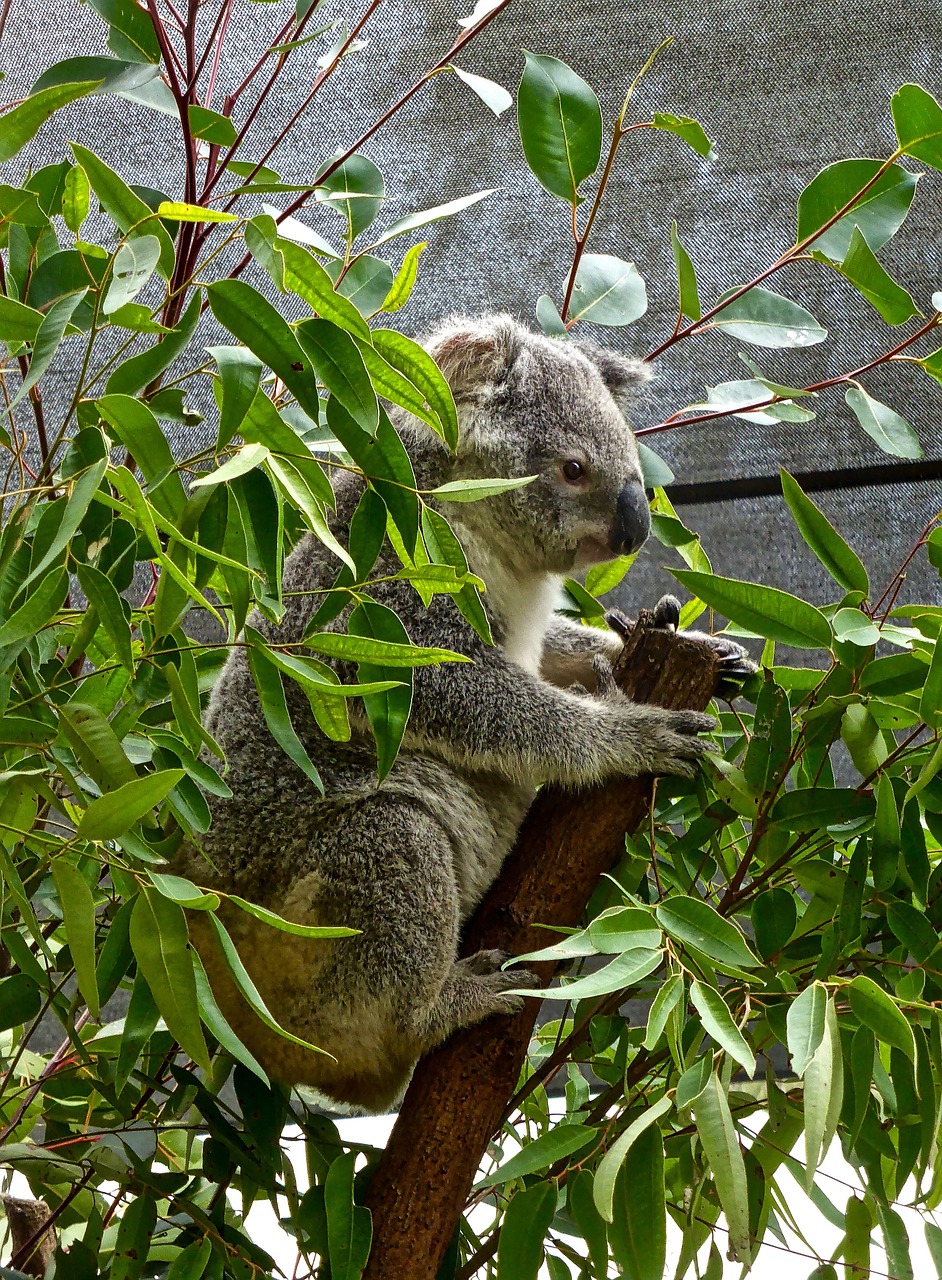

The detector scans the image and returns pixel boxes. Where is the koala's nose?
[610,481,650,555]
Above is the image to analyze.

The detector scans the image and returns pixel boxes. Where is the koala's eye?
[561,459,586,484]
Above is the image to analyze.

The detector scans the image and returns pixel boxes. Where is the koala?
[179,315,751,1113]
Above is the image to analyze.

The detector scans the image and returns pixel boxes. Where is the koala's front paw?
[682,631,758,699]
[460,950,540,1015]
[634,706,717,778]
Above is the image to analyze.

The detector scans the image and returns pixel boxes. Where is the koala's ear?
[424,314,524,399]
[574,340,651,410]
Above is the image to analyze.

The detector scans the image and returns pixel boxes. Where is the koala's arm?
[540,615,623,691]
[400,609,711,788]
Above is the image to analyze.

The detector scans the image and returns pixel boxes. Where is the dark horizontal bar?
[666,457,942,506]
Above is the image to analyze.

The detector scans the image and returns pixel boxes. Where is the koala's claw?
[652,594,681,631]
[461,948,514,976]
[591,654,619,698]
[635,707,717,778]
[605,608,633,640]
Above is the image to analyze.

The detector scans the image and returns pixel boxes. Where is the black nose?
[611,481,650,555]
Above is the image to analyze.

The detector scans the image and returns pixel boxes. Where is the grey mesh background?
[6,1,942,615]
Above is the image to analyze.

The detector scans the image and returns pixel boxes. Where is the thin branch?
[645,152,904,361]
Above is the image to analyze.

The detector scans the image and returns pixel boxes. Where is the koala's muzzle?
[611,481,651,555]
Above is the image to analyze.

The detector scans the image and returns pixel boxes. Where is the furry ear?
[573,340,651,409]
[424,314,524,400]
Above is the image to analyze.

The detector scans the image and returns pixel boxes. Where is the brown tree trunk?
[363,622,722,1280]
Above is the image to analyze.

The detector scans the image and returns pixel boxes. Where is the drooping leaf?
[51,856,100,1019]
[655,896,760,969]
[844,385,924,459]
[0,82,102,163]
[690,980,755,1075]
[451,64,513,115]
[779,470,869,594]
[593,1096,672,1223]
[818,225,918,325]
[129,888,211,1071]
[77,769,185,841]
[517,52,601,204]
[651,112,714,156]
[786,981,828,1077]
[496,1182,556,1280]
[847,974,916,1061]
[671,221,701,321]
[692,1071,752,1264]
[70,142,175,277]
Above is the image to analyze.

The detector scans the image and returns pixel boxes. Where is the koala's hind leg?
[290,797,533,1106]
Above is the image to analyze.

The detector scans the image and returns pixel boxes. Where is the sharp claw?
[605,609,634,639]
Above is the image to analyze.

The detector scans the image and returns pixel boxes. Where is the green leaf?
[191,950,269,1086]
[155,199,238,223]
[277,238,371,339]
[11,288,87,409]
[209,344,263,449]
[566,253,647,326]
[62,163,90,232]
[328,254,393,314]
[206,278,328,425]
[690,980,755,1075]
[295,316,379,432]
[512,947,661,1000]
[451,64,513,115]
[779,469,869,594]
[187,104,237,146]
[844,385,923,459]
[372,328,459,449]
[429,476,537,502]
[380,242,426,312]
[587,906,662,953]
[802,996,843,1192]
[102,234,161,313]
[70,143,175,278]
[0,296,45,343]
[373,188,496,244]
[832,608,881,647]
[593,1095,671,1222]
[608,1125,667,1280]
[324,1152,372,1280]
[847,974,916,1061]
[129,888,210,1071]
[58,701,136,792]
[892,83,942,170]
[786,981,828,1077]
[710,287,827,348]
[111,1194,156,1280]
[671,568,833,650]
[692,1072,752,1263]
[147,872,219,910]
[348,600,414,782]
[655,897,759,969]
[51,857,101,1018]
[31,55,168,111]
[479,1122,595,1187]
[643,972,684,1050]
[0,82,102,163]
[317,153,385,239]
[97,394,186,518]
[247,643,323,791]
[0,568,68,650]
[671,221,701,321]
[517,52,601,204]
[920,631,942,727]
[304,630,469,669]
[0,974,42,1032]
[652,112,714,156]
[192,442,269,488]
[818,226,918,325]
[796,159,917,259]
[77,769,185,841]
[228,895,357,939]
[496,1182,556,1280]
[87,0,162,63]
[769,786,874,831]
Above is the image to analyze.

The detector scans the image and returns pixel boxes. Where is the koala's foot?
[625,704,717,778]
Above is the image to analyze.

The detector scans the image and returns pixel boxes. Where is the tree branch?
[362,621,722,1280]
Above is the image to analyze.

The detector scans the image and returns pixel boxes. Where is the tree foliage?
[0,4,940,1278]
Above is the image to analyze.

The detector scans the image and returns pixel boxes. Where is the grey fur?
[178,315,730,1113]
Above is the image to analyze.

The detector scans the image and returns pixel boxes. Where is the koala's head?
[415,314,652,577]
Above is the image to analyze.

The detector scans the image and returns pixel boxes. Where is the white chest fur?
[480,560,560,674]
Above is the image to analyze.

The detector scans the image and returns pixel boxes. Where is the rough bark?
[362,622,722,1280]
[0,1196,55,1279]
